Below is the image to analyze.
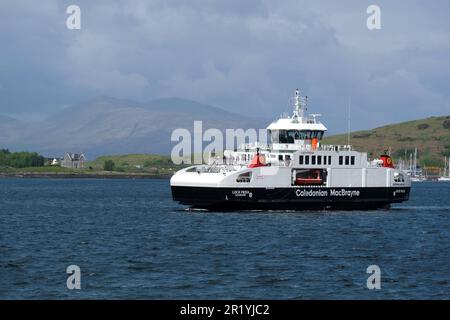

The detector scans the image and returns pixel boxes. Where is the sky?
[0,0,449,133]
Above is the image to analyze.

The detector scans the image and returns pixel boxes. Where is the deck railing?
[236,143,353,152]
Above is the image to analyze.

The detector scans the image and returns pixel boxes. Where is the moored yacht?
[171,89,411,210]
[438,157,450,182]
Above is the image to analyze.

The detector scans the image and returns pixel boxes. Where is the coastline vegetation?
[0,149,45,168]
[0,153,185,178]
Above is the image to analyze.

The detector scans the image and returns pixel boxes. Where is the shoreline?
[0,172,171,179]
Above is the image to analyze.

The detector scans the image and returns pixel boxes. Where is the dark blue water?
[0,179,449,299]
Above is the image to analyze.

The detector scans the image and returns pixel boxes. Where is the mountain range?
[0,97,269,158]
[1,97,449,165]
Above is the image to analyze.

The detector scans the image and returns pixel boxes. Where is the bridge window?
[270,130,325,143]
[339,156,343,165]
[305,156,310,165]
[345,156,349,165]
[317,156,322,165]
[328,156,332,165]
[312,156,316,165]
[351,156,355,165]
[299,155,304,165]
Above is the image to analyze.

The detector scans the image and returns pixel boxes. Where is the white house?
[61,153,86,169]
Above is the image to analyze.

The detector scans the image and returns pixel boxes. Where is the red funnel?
[248,154,266,168]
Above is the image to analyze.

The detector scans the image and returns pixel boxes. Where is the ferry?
[170,89,411,210]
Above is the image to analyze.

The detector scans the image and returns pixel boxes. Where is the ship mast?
[292,88,308,122]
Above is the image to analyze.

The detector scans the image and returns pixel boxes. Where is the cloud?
[64,32,149,94]
[0,0,449,133]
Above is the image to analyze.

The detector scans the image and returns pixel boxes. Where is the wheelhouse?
[269,129,325,144]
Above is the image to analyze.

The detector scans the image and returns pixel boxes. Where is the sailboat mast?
[447,156,450,177]
[413,148,417,176]
[445,157,447,177]
[409,153,413,173]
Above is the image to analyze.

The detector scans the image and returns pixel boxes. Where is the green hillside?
[323,115,450,167]
[87,154,183,175]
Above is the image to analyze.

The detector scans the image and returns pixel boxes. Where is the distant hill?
[2,97,449,166]
[85,153,177,176]
[88,154,173,170]
[0,97,269,158]
[323,116,450,166]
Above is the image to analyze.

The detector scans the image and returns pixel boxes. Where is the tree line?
[0,149,45,168]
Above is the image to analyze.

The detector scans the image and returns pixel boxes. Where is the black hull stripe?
[171,186,410,210]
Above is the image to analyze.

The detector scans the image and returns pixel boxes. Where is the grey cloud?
[0,0,449,133]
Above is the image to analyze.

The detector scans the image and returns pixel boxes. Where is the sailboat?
[409,148,425,182]
[438,157,450,182]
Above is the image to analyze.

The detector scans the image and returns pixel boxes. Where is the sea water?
[0,179,449,299]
